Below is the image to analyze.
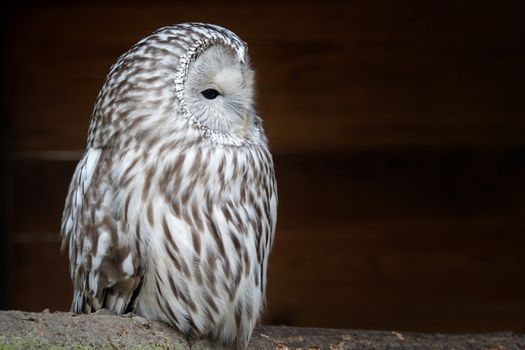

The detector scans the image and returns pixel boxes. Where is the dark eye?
[201,89,220,100]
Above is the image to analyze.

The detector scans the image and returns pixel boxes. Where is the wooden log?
[0,310,523,349]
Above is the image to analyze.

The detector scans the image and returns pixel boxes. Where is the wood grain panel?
[9,241,71,312]
[5,0,525,333]
[7,148,525,330]
[10,147,525,233]
[6,1,525,152]
[9,223,525,331]
[8,160,76,233]
[265,225,525,332]
[276,148,525,228]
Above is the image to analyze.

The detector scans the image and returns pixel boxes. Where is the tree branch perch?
[0,310,523,349]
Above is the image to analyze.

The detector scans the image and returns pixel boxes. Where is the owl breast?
[120,134,276,348]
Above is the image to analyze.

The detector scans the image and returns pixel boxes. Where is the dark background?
[3,1,525,332]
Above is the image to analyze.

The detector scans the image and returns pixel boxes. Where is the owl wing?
[61,147,143,314]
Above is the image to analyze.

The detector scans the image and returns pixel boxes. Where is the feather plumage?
[61,23,277,349]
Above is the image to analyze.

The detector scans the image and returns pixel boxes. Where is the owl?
[61,23,277,349]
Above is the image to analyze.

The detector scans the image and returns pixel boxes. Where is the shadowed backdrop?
[3,0,525,332]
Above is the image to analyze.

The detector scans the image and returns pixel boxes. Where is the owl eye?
[201,89,220,100]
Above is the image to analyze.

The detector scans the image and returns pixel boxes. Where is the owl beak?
[240,114,249,127]
[235,114,250,137]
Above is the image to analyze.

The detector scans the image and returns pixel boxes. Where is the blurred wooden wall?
[4,1,525,332]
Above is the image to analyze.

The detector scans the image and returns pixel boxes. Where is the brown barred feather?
[61,23,277,349]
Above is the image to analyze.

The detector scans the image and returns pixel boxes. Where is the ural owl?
[61,23,277,349]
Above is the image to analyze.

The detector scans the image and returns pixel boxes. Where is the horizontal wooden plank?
[8,241,72,312]
[6,1,525,152]
[6,147,525,331]
[7,160,76,234]
[8,147,525,233]
[9,224,525,331]
[9,146,525,233]
[265,227,525,332]
[275,148,525,228]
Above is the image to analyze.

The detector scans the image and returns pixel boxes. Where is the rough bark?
[0,310,523,349]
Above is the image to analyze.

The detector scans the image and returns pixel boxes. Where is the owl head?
[89,23,263,148]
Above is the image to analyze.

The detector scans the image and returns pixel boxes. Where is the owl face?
[184,45,255,137]
[88,23,262,149]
